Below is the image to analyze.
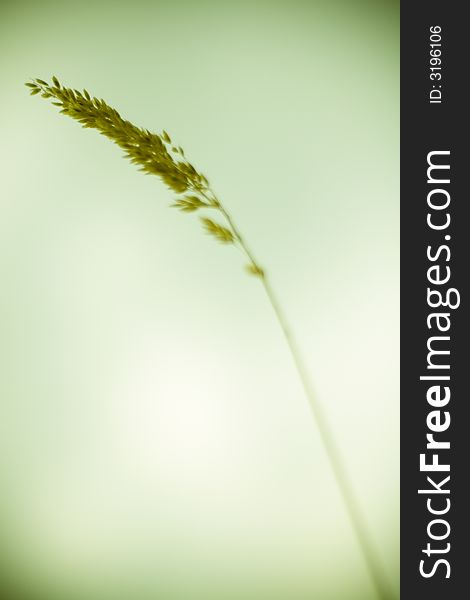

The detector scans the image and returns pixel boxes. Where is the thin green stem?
[261,276,396,600]
[209,194,396,600]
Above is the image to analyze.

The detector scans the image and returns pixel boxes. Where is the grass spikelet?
[201,218,235,243]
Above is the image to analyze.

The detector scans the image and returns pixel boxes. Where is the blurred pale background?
[0,0,399,598]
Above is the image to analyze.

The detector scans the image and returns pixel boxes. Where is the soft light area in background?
[0,0,398,598]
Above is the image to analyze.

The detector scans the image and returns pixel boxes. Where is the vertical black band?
[401,3,468,598]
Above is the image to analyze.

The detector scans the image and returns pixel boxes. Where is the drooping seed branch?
[25,77,264,276]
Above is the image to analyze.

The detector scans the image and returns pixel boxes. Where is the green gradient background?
[0,1,399,598]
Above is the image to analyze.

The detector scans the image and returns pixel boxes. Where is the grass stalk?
[27,76,396,600]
